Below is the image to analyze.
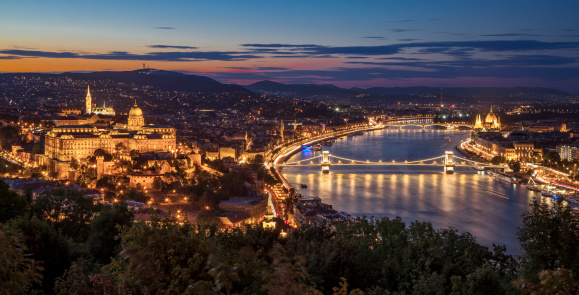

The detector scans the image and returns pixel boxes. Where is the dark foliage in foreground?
[1,178,578,294]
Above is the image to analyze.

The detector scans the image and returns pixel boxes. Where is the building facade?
[43,100,176,178]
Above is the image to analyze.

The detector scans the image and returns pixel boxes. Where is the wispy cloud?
[154,26,176,30]
[361,36,387,40]
[220,66,290,71]
[148,45,198,49]
[390,29,420,33]
[0,49,260,61]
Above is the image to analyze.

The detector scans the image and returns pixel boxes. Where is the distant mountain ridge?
[0,69,251,94]
[0,69,571,100]
[244,81,570,100]
[244,80,360,99]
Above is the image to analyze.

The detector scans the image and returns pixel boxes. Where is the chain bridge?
[275,151,504,174]
[384,122,474,130]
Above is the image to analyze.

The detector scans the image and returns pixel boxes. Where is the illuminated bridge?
[275,151,504,174]
[384,122,474,130]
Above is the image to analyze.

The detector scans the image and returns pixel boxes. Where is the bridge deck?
[277,163,503,168]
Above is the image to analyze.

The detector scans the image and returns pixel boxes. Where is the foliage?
[491,156,506,165]
[0,223,43,294]
[508,160,521,173]
[0,179,28,222]
[8,216,71,294]
[517,199,579,279]
[118,188,149,203]
[513,268,579,294]
[87,204,134,264]
[32,188,102,242]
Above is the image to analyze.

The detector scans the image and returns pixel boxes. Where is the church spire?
[85,85,92,114]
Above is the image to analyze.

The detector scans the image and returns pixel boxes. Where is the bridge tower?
[321,151,330,173]
[444,151,455,174]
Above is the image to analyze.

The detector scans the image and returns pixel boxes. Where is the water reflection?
[281,129,540,253]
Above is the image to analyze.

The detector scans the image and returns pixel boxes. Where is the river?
[280,128,546,253]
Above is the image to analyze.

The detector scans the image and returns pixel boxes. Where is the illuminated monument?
[475,105,501,131]
[43,95,176,178]
[85,86,115,116]
[85,86,92,114]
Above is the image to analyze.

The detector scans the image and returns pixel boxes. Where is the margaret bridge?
[275,151,505,174]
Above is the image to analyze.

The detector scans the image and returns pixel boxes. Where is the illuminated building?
[474,106,501,131]
[85,86,92,114]
[92,101,115,116]
[43,100,176,178]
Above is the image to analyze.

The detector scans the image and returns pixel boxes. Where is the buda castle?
[43,87,176,178]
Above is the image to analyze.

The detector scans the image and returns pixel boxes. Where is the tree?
[69,157,79,170]
[509,161,521,173]
[32,188,101,242]
[219,172,248,197]
[491,156,506,165]
[8,217,71,294]
[129,149,140,160]
[0,224,43,294]
[517,199,579,279]
[115,142,126,155]
[88,204,134,264]
[119,188,149,203]
[0,179,28,222]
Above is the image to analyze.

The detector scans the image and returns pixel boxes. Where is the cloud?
[0,55,21,59]
[0,49,261,61]
[210,64,579,84]
[221,66,290,71]
[361,36,387,39]
[398,39,420,42]
[148,45,198,50]
[154,27,176,30]
[390,29,420,33]
[241,40,579,58]
[479,33,541,37]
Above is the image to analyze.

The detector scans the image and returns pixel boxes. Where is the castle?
[43,87,176,179]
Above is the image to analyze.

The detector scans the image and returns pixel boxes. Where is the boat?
[541,186,579,204]
[302,145,312,151]
[445,136,451,142]
[322,141,333,146]
[486,170,518,184]
[526,177,542,192]
[313,144,322,151]
[300,184,308,188]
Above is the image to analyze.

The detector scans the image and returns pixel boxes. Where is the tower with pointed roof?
[280,119,284,143]
[85,86,92,114]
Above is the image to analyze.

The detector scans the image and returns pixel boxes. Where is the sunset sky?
[2,0,579,92]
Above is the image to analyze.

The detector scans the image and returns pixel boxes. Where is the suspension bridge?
[275,151,505,174]
[383,122,474,130]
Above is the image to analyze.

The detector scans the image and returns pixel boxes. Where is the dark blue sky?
[1,0,579,92]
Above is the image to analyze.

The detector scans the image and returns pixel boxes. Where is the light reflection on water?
[281,129,545,253]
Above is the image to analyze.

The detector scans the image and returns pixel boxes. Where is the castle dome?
[129,105,143,117]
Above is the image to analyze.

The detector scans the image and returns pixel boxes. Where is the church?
[42,86,176,179]
[474,106,501,131]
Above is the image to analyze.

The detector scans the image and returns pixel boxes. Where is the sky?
[1,0,579,92]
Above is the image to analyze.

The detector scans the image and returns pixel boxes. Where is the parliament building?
[43,87,176,178]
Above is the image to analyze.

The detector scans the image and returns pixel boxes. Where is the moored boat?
[486,170,518,184]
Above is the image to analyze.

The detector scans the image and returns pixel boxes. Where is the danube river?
[280,128,544,253]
